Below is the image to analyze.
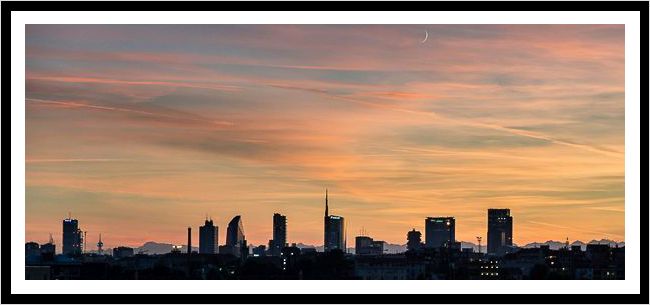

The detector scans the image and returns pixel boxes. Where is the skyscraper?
[226,215,245,257]
[62,217,82,255]
[425,217,455,248]
[271,213,287,256]
[324,189,346,252]
[199,218,219,254]
[487,209,513,255]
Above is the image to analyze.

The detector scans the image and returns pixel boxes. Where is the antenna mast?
[84,231,87,254]
[97,233,104,255]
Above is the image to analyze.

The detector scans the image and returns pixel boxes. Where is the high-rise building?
[271,213,287,256]
[199,218,219,254]
[355,236,384,255]
[487,209,513,255]
[62,217,83,255]
[425,217,455,248]
[226,215,245,257]
[324,189,346,252]
[407,229,423,251]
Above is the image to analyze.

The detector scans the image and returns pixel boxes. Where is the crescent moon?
[421,30,428,43]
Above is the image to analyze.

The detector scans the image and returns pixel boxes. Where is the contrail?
[26,158,129,163]
[26,98,234,127]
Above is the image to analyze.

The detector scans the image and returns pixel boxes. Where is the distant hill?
[522,239,624,251]
[383,243,407,254]
[135,241,198,255]
[130,239,623,255]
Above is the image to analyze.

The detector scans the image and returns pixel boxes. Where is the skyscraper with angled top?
[324,189,345,252]
[225,215,245,257]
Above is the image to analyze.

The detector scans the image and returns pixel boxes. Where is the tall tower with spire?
[323,189,345,252]
[324,189,328,249]
[325,189,329,217]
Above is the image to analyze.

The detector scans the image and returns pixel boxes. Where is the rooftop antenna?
[83,231,87,254]
[325,188,329,218]
[476,236,482,254]
[48,233,54,244]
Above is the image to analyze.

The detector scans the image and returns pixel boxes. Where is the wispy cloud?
[25,25,624,246]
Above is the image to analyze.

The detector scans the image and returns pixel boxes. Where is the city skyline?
[25,25,624,249]
[30,193,622,253]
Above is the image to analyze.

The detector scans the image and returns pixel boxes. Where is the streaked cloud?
[25,25,624,248]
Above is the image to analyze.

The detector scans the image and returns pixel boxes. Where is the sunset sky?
[25,25,624,250]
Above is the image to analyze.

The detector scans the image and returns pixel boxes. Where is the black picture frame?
[2,1,647,303]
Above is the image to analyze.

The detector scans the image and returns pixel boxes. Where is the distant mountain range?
[135,241,198,255]
[129,239,623,255]
[522,239,624,251]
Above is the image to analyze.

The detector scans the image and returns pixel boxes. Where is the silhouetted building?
[355,255,427,280]
[271,213,287,256]
[355,236,384,255]
[187,227,192,254]
[253,245,266,257]
[26,242,40,257]
[226,215,245,257]
[281,245,301,271]
[62,218,83,255]
[40,242,55,260]
[240,239,249,260]
[407,229,423,251]
[113,246,134,259]
[487,209,513,255]
[324,189,346,252]
[425,217,455,248]
[199,218,218,254]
